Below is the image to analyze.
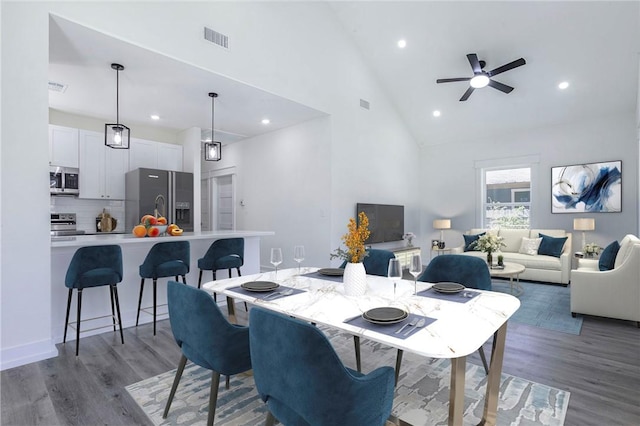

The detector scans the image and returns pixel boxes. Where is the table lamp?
[573,218,595,249]
[433,219,451,246]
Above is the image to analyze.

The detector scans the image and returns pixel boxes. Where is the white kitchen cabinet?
[49,125,79,167]
[130,138,183,172]
[78,130,129,200]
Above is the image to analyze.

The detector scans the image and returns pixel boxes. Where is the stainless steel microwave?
[50,166,79,195]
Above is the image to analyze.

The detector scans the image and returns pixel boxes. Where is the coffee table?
[489,262,525,296]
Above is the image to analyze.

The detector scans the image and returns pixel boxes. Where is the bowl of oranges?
[132,215,183,237]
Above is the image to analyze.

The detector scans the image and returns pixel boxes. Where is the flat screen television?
[356,203,404,244]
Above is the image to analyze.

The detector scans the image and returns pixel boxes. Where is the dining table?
[202,267,520,426]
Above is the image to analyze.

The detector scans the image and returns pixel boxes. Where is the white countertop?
[51,230,274,248]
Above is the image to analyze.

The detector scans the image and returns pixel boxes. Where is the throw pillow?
[538,233,568,258]
[518,237,543,256]
[598,241,620,271]
[463,232,485,252]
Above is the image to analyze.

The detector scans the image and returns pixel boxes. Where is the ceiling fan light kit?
[204,92,222,162]
[105,63,130,149]
[437,53,526,101]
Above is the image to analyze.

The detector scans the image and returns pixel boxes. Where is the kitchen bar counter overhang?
[51,231,273,345]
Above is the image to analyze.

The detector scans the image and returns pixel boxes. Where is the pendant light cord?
[116,67,119,125]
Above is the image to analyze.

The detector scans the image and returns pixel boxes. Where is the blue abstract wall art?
[551,161,622,213]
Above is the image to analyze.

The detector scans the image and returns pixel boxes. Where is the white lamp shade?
[573,218,595,231]
[433,219,451,230]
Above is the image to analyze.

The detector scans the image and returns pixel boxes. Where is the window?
[483,167,531,229]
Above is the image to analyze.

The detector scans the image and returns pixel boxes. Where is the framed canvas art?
[551,161,621,213]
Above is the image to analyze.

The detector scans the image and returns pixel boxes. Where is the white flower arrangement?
[471,233,506,253]
[402,232,416,245]
[583,243,601,256]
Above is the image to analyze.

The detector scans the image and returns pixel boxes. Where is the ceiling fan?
[436,53,526,101]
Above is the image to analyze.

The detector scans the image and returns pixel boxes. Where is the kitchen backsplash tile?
[51,197,125,233]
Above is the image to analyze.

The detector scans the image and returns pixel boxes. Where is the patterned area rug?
[491,280,583,335]
[126,328,569,426]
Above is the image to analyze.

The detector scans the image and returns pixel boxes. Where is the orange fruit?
[167,224,179,234]
[157,216,167,225]
[147,226,160,237]
[132,225,147,237]
[170,228,183,236]
[141,214,155,224]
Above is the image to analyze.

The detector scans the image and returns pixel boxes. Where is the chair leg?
[478,346,489,375]
[112,285,125,345]
[181,275,187,285]
[225,374,230,390]
[63,288,73,343]
[75,289,83,357]
[212,271,217,302]
[198,269,203,289]
[208,371,221,426]
[136,278,145,326]
[353,336,361,373]
[162,355,188,419]
[109,285,117,332]
[395,349,404,386]
[153,278,158,336]
[235,269,248,311]
[265,411,277,426]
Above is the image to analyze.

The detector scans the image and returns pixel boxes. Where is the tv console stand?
[389,246,421,269]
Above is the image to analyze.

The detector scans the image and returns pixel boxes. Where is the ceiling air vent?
[204,27,229,49]
[48,81,68,93]
[359,99,370,110]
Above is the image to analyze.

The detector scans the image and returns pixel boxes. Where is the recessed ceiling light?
[261,118,270,125]
[558,81,570,90]
[150,115,160,120]
[433,110,441,117]
[397,39,407,49]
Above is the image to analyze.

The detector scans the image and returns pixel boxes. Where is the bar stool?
[136,241,190,335]
[63,245,124,356]
[197,238,246,311]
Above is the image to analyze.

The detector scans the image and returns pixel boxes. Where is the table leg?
[479,322,508,426]
[449,356,466,426]
[226,296,237,324]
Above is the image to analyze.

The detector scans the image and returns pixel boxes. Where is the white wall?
[420,113,639,253]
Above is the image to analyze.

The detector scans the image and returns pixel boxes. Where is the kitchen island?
[51,230,273,344]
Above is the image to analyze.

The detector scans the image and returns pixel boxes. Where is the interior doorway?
[201,167,236,231]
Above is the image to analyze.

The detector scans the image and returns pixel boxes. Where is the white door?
[201,178,211,231]
[217,175,234,230]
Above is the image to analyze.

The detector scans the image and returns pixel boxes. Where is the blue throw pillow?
[598,241,620,271]
[463,232,485,252]
[538,233,568,258]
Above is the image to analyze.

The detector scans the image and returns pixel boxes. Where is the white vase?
[343,262,367,296]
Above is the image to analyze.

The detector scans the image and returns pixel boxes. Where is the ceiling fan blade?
[459,86,475,101]
[488,79,514,93]
[436,77,472,83]
[467,53,482,73]
[487,58,526,77]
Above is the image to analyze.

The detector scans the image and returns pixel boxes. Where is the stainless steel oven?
[50,213,85,236]
[50,166,79,195]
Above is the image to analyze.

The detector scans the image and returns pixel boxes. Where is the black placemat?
[227,285,305,300]
[416,287,480,303]
[302,271,344,283]
[344,313,436,340]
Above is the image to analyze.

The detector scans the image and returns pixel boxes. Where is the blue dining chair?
[63,245,124,356]
[163,281,252,426]
[249,307,395,426]
[136,241,190,335]
[342,249,397,372]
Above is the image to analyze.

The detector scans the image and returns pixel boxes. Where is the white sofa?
[570,234,640,326]
[452,228,572,285]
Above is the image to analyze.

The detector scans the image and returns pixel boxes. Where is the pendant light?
[104,63,130,149]
[204,92,222,161]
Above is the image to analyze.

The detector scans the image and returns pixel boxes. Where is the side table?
[430,247,452,259]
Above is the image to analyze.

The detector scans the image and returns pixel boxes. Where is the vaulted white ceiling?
[49,2,639,147]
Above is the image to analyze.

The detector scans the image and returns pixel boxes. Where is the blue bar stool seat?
[63,244,124,356]
[136,241,190,335]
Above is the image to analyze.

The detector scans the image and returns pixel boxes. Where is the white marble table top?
[203,267,520,359]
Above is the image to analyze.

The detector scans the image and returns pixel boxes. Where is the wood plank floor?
[2,301,639,425]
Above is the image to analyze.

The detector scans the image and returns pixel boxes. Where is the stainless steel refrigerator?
[125,168,194,232]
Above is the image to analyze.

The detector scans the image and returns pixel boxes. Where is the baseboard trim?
[1,338,58,371]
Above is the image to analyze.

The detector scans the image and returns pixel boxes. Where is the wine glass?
[387,258,402,299]
[409,254,422,295]
[293,245,305,274]
[270,248,283,279]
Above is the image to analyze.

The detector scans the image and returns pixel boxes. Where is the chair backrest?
[340,249,396,277]
[140,241,190,277]
[65,245,123,289]
[202,238,244,263]
[418,254,492,290]
[167,281,251,375]
[249,307,395,426]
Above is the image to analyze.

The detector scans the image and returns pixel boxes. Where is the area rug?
[491,280,582,335]
[126,329,569,426]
